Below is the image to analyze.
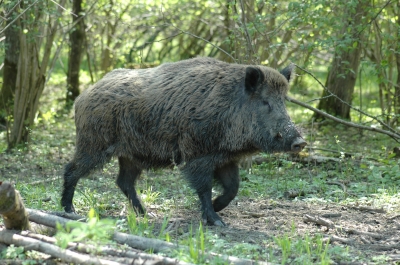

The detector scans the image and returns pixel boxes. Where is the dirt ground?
[1,158,400,264]
[146,196,400,264]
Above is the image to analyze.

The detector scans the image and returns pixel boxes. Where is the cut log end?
[0,182,30,230]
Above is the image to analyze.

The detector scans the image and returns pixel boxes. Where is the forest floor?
[0,84,400,264]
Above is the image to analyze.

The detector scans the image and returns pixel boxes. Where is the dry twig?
[304,214,387,245]
[389,214,400,220]
[345,229,383,240]
[303,214,335,229]
[362,243,400,251]
[243,211,266,218]
[350,206,386,214]
[323,234,355,245]
[320,213,342,218]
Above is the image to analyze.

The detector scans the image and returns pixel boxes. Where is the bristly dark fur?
[61,57,306,226]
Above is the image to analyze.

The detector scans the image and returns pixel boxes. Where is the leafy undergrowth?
[1,88,400,264]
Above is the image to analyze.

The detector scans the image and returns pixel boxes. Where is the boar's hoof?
[213,220,226,227]
[202,212,227,226]
[204,218,226,227]
[64,204,76,214]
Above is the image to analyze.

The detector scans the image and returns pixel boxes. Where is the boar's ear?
[245,67,264,94]
[280,63,295,83]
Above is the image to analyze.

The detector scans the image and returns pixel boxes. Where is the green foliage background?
[0,0,400,264]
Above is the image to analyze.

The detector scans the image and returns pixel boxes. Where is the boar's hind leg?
[62,153,107,213]
[213,162,239,212]
[117,157,145,215]
[183,161,226,227]
[62,161,82,213]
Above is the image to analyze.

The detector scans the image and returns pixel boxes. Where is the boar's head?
[243,64,307,154]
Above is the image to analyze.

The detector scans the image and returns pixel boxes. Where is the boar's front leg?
[213,162,239,212]
[117,157,145,215]
[182,159,226,226]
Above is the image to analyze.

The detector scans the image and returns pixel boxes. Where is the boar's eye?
[263,100,272,110]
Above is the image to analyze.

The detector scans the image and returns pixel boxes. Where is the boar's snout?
[291,137,307,153]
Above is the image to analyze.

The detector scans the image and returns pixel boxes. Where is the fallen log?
[0,182,30,230]
[27,208,83,228]
[27,208,177,253]
[113,231,177,253]
[0,228,123,265]
[26,209,273,265]
[23,230,190,265]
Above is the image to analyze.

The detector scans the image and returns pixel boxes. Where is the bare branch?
[49,0,78,17]
[136,29,182,51]
[238,0,257,63]
[2,0,22,18]
[0,0,40,35]
[295,64,399,134]
[356,0,394,36]
[168,23,236,62]
[286,96,400,142]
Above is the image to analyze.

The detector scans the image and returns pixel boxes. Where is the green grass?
[2,117,399,264]
[55,209,115,249]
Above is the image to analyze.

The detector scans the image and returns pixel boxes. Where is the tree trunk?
[66,0,85,108]
[100,10,115,73]
[394,2,400,125]
[0,4,20,126]
[8,0,65,149]
[314,0,368,120]
[10,14,42,148]
[395,53,400,124]
[218,1,235,62]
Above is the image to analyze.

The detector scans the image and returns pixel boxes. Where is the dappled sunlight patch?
[341,189,400,214]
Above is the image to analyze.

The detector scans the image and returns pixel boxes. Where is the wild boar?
[61,57,306,226]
